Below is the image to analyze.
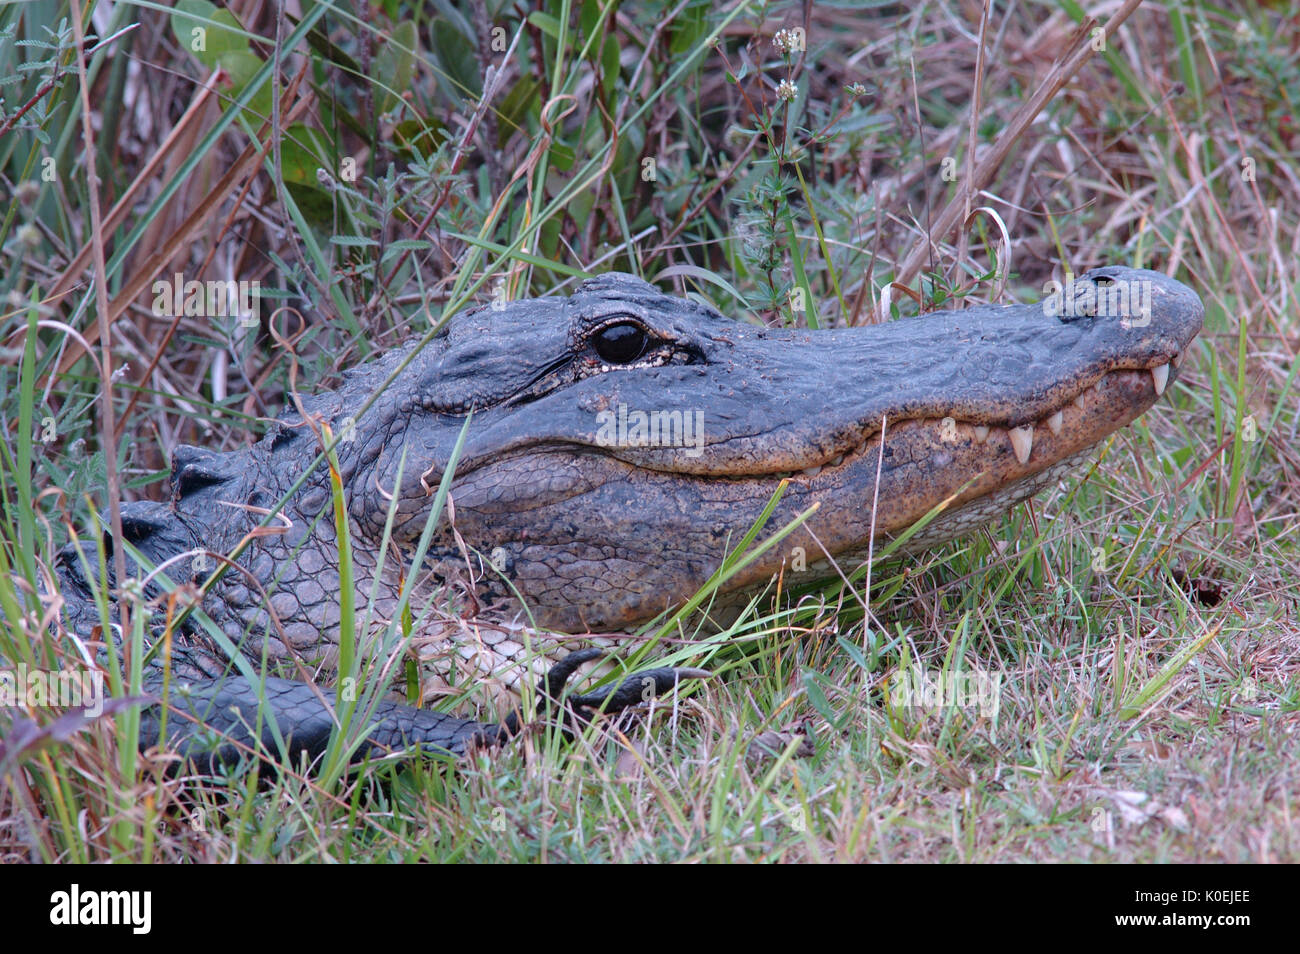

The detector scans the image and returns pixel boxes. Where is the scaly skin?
[51,266,1203,765]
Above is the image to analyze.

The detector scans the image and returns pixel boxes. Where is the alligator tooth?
[802,465,822,477]
[830,454,844,466]
[1171,351,1183,368]
[1073,393,1088,411]
[1046,410,1063,435]
[1008,425,1034,465]
[1151,363,1170,396]
[972,425,989,444]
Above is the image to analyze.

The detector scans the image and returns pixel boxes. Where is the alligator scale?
[50,266,1203,768]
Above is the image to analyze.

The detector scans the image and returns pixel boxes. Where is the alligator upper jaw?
[454,266,1203,484]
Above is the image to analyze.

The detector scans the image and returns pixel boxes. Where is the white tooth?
[830,454,844,466]
[1073,393,1088,411]
[973,425,989,444]
[1172,351,1185,369]
[1008,425,1034,465]
[1046,411,1063,435]
[802,465,822,477]
[1151,363,1169,396]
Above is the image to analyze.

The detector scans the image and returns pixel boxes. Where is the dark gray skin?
[54,265,1203,766]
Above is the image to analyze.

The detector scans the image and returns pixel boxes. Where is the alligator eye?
[592,322,650,364]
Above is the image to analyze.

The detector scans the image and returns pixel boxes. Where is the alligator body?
[50,266,1202,767]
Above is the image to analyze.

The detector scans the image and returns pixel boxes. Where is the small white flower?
[777,79,797,102]
[773,29,803,55]
[17,222,40,249]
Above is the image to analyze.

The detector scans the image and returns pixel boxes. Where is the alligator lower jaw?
[745,362,1176,548]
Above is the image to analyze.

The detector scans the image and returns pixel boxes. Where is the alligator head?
[60,266,1202,675]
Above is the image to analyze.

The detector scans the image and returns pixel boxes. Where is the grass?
[1,0,1297,862]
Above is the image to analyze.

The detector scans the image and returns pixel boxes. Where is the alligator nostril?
[1092,275,1115,286]
[118,501,175,545]
[120,514,162,542]
[170,443,232,499]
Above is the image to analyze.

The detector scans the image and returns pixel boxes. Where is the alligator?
[36,265,1202,771]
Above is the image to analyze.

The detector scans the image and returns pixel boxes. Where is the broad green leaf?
[496,75,539,147]
[528,11,563,40]
[392,116,447,157]
[601,34,620,97]
[431,17,481,100]
[375,20,419,114]
[278,122,334,187]
[171,0,250,68]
